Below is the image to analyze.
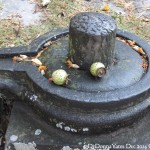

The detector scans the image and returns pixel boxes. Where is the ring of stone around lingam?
[0,13,150,134]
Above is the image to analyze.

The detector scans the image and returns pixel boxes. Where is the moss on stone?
[69,36,75,57]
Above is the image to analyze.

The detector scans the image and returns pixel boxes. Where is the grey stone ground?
[85,0,150,19]
[0,0,42,26]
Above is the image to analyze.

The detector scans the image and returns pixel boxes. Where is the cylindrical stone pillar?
[69,12,117,70]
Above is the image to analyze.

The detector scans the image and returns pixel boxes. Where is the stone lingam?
[1,12,150,149]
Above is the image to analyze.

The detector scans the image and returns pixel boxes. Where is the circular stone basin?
[0,28,149,134]
[26,28,149,134]
[40,36,144,92]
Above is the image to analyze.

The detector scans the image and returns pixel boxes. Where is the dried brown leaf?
[31,58,42,66]
[133,45,145,55]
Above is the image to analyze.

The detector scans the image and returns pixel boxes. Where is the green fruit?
[90,62,106,77]
[52,69,68,85]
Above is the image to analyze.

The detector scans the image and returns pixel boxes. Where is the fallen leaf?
[116,37,126,43]
[142,56,148,70]
[20,55,28,60]
[43,41,52,47]
[36,50,44,58]
[142,18,149,22]
[70,64,80,69]
[48,77,53,81]
[66,58,80,69]
[12,56,18,62]
[138,47,145,55]
[142,62,148,69]
[12,56,23,62]
[38,65,47,71]
[127,40,135,46]
[31,58,42,66]
[66,59,72,65]
[133,45,145,55]
[102,5,109,11]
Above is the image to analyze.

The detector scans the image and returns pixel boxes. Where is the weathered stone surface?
[40,37,144,92]
[5,101,150,150]
[0,28,150,134]
[69,12,117,69]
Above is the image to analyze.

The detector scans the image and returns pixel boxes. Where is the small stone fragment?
[82,128,89,132]
[64,126,71,131]
[13,142,37,150]
[41,70,45,75]
[61,146,72,150]
[35,129,42,135]
[20,55,28,60]
[10,135,18,142]
[56,122,64,129]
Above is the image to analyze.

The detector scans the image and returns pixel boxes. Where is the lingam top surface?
[70,12,116,35]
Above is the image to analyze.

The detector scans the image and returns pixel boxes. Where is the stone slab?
[5,101,150,150]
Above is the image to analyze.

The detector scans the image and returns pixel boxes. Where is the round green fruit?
[52,69,68,85]
[90,62,106,77]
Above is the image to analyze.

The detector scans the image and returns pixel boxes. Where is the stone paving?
[0,0,42,26]
[86,0,150,19]
[134,0,150,19]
